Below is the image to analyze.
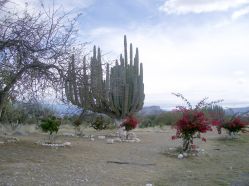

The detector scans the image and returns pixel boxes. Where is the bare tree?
[0,1,80,117]
[0,0,8,8]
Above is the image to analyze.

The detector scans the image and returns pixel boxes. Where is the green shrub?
[40,116,61,135]
[90,115,114,130]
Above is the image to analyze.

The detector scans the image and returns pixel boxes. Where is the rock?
[117,128,127,140]
[41,143,65,147]
[183,152,188,157]
[146,184,153,186]
[127,132,136,140]
[0,141,4,144]
[113,138,122,143]
[63,142,71,146]
[134,138,141,143]
[90,138,95,141]
[5,137,19,143]
[63,132,75,137]
[106,139,114,144]
[89,134,95,138]
[7,139,17,143]
[98,135,105,140]
[178,154,184,159]
[169,147,176,151]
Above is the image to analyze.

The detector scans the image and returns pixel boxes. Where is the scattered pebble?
[146,184,153,186]
[169,147,176,151]
[62,132,75,137]
[134,138,141,143]
[123,139,136,143]
[183,152,188,157]
[178,154,184,159]
[90,138,95,141]
[113,138,122,143]
[41,143,66,147]
[98,136,105,140]
[106,139,114,144]
[63,142,72,146]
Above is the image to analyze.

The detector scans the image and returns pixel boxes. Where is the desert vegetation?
[1,0,249,185]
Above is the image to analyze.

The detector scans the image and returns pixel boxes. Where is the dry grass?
[0,125,249,186]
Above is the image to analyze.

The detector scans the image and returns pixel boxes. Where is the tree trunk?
[183,139,190,152]
[0,92,8,118]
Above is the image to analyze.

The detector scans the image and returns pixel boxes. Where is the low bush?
[90,115,114,130]
[40,116,61,143]
[120,116,139,131]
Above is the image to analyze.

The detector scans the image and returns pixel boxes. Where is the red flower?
[171,136,177,140]
[201,137,206,142]
[216,116,249,134]
[212,120,220,126]
[121,116,139,131]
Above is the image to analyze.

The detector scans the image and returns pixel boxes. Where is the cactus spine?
[65,35,144,119]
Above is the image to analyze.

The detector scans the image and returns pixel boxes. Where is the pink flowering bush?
[120,116,139,131]
[213,116,249,136]
[171,93,222,152]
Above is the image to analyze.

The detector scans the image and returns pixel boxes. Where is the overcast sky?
[9,0,249,109]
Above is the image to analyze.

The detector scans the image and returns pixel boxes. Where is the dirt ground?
[0,125,249,186]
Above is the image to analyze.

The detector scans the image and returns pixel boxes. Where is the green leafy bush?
[90,115,114,130]
[40,116,61,135]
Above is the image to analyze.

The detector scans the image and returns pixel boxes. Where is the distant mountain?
[225,107,249,115]
[138,106,165,116]
[46,104,81,116]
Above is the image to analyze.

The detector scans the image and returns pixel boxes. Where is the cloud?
[5,0,94,14]
[232,5,249,19]
[83,20,249,108]
[159,0,249,14]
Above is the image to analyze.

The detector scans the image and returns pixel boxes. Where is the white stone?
[127,132,136,140]
[134,138,141,143]
[118,128,127,140]
[106,139,114,144]
[98,136,105,139]
[178,154,184,159]
[124,139,136,143]
[146,184,153,186]
[183,152,188,157]
[0,141,4,144]
[90,138,95,141]
[63,132,75,137]
[201,149,205,152]
[113,138,122,142]
[63,142,71,146]
[41,143,65,147]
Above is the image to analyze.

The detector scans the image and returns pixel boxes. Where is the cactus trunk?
[65,35,145,119]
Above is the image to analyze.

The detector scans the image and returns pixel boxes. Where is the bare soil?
[0,126,249,186]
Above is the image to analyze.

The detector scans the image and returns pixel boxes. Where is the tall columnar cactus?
[65,35,145,119]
